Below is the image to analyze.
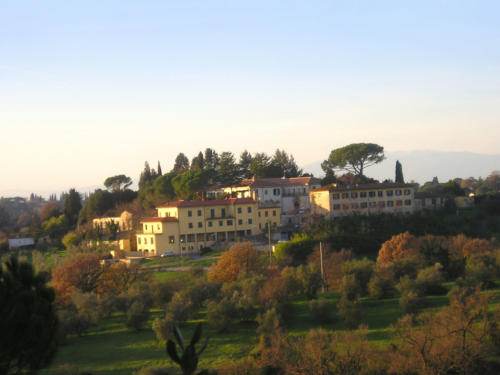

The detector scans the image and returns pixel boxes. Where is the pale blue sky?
[1,1,499,196]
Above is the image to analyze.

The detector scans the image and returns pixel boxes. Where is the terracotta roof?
[229,177,321,188]
[157,198,256,208]
[140,217,178,223]
[311,183,417,193]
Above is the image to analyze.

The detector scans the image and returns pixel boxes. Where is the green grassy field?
[42,280,500,375]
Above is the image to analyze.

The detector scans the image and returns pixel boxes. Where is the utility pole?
[320,241,325,293]
[268,221,272,264]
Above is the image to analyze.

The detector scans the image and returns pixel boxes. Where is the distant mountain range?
[302,150,500,184]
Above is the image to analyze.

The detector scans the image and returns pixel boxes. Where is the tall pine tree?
[395,160,405,183]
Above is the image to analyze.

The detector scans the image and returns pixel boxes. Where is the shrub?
[396,275,424,314]
[152,313,176,343]
[337,294,362,329]
[465,253,498,289]
[70,291,102,325]
[340,274,361,301]
[207,298,235,333]
[309,298,332,324]
[150,280,176,309]
[368,273,393,299]
[415,264,447,296]
[188,281,221,310]
[126,300,150,331]
[399,290,423,314]
[342,258,374,296]
[282,264,322,299]
[166,291,193,323]
[273,233,316,265]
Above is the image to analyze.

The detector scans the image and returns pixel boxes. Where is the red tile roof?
[157,198,256,208]
[228,177,321,188]
[311,183,417,192]
[140,217,178,223]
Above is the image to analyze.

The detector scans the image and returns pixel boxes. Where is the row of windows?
[187,206,253,218]
[332,189,412,200]
[188,218,253,229]
[257,210,277,217]
[138,237,154,245]
[332,200,412,210]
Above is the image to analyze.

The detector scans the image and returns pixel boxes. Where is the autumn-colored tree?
[390,287,495,375]
[96,262,140,296]
[207,242,261,283]
[309,246,352,291]
[461,238,496,258]
[376,231,420,264]
[51,253,102,304]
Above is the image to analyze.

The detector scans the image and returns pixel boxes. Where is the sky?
[1,1,499,197]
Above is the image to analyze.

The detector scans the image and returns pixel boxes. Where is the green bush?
[342,258,374,296]
[337,294,362,329]
[415,264,447,295]
[465,253,498,289]
[126,300,150,331]
[399,290,423,314]
[340,274,361,301]
[207,298,235,333]
[309,298,332,324]
[152,313,176,343]
[367,274,393,299]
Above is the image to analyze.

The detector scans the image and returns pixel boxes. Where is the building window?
[247,206,252,213]
[197,209,202,216]
[369,191,376,197]
[265,211,268,217]
[157,224,160,231]
[342,193,349,199]
[264,189,268,195]
[387,200,394,207]
[396,190,402,196]
[259,223,262,229]
[221,208,226,218]
[188,210,192,217]
[273,188,280,195]
[210,209,215,218]
[332,193,340,200]
[378,201,386,208]
[333,204,341,210]
[145,224,148,230]
[360,192,367,198]
[378,191,383,197]
[404,189,411,195]
[248,218,252,224]
[405,200,412,206]
[237,207,242,214]
[219,220,223,226]
[396,200,403,206]
[369,201,376,207]
[342,204,349,209]
[238,219,242,225]
[351,203,359,209]
[227,220,233,225]
[386,190,394,197]
[138,238,141,244]
[351,192,358,198]
[198,222,202,228]
[208,221,213,227]
[272,210,276,216]
[150,237,154,244]
[360,202,368,208]
[258,212,261,217]
[188,223,193,228]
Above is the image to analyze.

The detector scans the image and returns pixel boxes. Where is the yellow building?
[309,183,417,219]
[136,198,280,256]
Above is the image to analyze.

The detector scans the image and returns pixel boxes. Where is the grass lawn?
[42,279,500,375]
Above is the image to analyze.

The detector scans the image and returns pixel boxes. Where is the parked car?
[160,251,175,258]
